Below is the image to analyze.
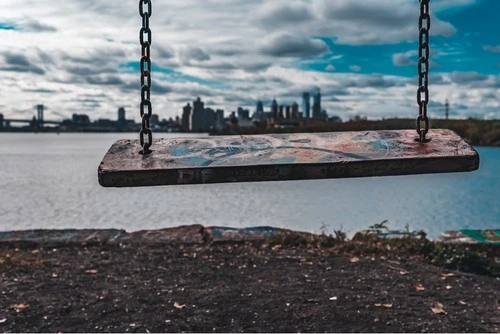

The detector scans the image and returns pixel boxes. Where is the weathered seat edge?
[98,153,479,187]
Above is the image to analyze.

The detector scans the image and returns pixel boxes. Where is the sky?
[0,0,498,123]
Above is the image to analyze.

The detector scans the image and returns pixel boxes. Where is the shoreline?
[1,225,498,274]
[1,226,499,332]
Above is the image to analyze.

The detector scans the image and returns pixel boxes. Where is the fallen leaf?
[350,257,360,263]
[415,284,426,292]
[52,273,58,278]
[0,319,6,323]
[173,302,186,309]
[374,303,393,308]
[31,249,40,254]
[431,302,447,314]
[329,297,338,301]
[85,269,98,274]
[459,300,468,305]
[446,285,452,290]
[440,273,456,280]
[9,304,30,312]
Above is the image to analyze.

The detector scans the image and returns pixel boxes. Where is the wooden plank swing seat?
[98,129,479,187]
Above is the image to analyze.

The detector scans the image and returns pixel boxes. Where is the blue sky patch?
[0,22,17,30]
[120,62,231,90]
[297,0,499,77]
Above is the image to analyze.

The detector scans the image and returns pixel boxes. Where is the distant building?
[204,107,215,131]
[271,99,278,119]
[192,97,206,132]
[117,107,127,130]
[279,105,284,119]
[312,89,322,118]
[285,106,291,119]
[182,103,192,131]
[252,100,266,121]
[150,114,160,126]
[237,107,250,122]
[302,92,310,119]
[0,113,3,130]
[215,109,224,131]
[291,102,299,119]
[72,114,90,125]
[256,100,264,113]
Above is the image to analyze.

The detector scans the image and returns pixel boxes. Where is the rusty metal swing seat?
[98,0,479,188]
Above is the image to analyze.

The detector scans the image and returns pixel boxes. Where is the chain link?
[139,0,153,154]
[416,0,430,143]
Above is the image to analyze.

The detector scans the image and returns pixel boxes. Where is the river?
[0,132,498,238]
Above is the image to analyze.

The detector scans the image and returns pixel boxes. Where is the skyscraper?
[182,103,192,131]
[118,107,126,130]
[252,100,265,121]
[204,108,215,131]
[271,99,278,119]
[237,107,250,122]
[291,102,299,119]
[191,97,205,132]
[256,100,264,113]
[302,92,310,119]
[215,109,224,131]
[312,89,322,118]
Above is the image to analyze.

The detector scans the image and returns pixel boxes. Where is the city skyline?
[0,0,498,123]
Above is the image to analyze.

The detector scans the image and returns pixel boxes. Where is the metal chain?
[139,0,153,154]
[417,0,430,142]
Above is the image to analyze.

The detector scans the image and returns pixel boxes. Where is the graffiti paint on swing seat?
[98,129,479,186]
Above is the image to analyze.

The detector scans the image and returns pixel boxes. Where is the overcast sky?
[0,0,498,122]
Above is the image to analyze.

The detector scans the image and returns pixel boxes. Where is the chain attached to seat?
[417,0,431,143]
[139,0,153,154]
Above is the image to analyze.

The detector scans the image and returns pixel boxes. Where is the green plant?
[429,244,492,276]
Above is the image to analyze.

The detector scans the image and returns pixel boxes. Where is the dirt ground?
[0,240,499,333]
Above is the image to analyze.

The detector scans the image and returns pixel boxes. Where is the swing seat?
[98,129,479,187]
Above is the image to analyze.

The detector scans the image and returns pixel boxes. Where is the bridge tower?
[37,104,44,127]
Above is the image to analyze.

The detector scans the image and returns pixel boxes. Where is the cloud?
[22,18,57,32]
[179,47,211,63]
[484,45,500,53]
[349,65,361,72]
[1,52,45,75]
[256,2,315,28]
[314,0,457,45]
[325,64,335,71]
[0,0,496,122]
[393,51,417,67]
[260,34,329,58]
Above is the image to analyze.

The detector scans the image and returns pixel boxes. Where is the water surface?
[0,133,498,237]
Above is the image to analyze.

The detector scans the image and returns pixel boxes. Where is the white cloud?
[259,33,329,58]
[0,0,496,122]
[484,45,500,53]
[325,64,335,71]
[392,51,418,67]
[349,65,361,72]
